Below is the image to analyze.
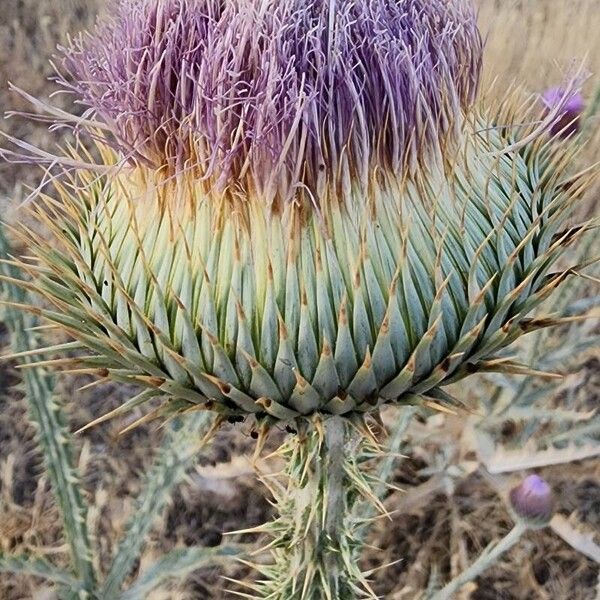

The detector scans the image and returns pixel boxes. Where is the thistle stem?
[430,523,527,600]
[324,416,351,591]
[258,416,374,600]
[325,417,347,520]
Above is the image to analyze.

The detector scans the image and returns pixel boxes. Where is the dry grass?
[478,0,600,91]
[1,1,599,599]
[0,0,102,209]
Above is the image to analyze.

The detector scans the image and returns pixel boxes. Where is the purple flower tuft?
[509,474,554,527]
[56,0,482,205]
[542,86,585,138]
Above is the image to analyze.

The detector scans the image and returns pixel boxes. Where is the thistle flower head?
[57,0,482,205]
[509,475,554,527]
[542,86,585,137]
[5,0,593,431]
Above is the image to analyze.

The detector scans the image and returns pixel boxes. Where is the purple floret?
[57,0,482,204]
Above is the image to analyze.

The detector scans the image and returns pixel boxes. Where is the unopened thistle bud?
[542,86,585,137]
[509,474,554,527]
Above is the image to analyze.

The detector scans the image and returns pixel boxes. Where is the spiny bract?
[6,0,591,428]
[15,114,589,426]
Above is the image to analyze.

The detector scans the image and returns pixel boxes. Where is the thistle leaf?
[481,441,600,474]
[99,410,214,599]
[119,545,242,600]
[0,552,79,587]
[550,515,600,564]
[0,223,96,592]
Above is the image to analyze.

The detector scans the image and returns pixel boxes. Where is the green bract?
[15,110,588,427]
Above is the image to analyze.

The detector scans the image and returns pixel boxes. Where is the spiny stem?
[325,416,346,534]
[323,416,349,592]
[430,523,527,600]
[0,223,97,593]
[255,417,377,600]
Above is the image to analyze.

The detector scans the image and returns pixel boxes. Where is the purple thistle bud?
[541,86,585,138]
[509,474,554,527]
[56,0,482,205]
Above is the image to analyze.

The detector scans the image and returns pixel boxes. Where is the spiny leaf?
[550,514,600,564]
[99,410,215,599]
[482,442,600,474]
[0,222,96,591]
[119,545,242,600]
[0,552,79,587]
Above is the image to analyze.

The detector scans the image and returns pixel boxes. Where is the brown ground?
[1,1,599,599]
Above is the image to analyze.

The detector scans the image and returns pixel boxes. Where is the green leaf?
[0,551,78,587]
[0,223,96,592]
[99,410,214,599]
[119,545,241,600]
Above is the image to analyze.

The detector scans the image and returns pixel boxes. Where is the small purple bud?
[509,474,554,527]
[541,87,585,138]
